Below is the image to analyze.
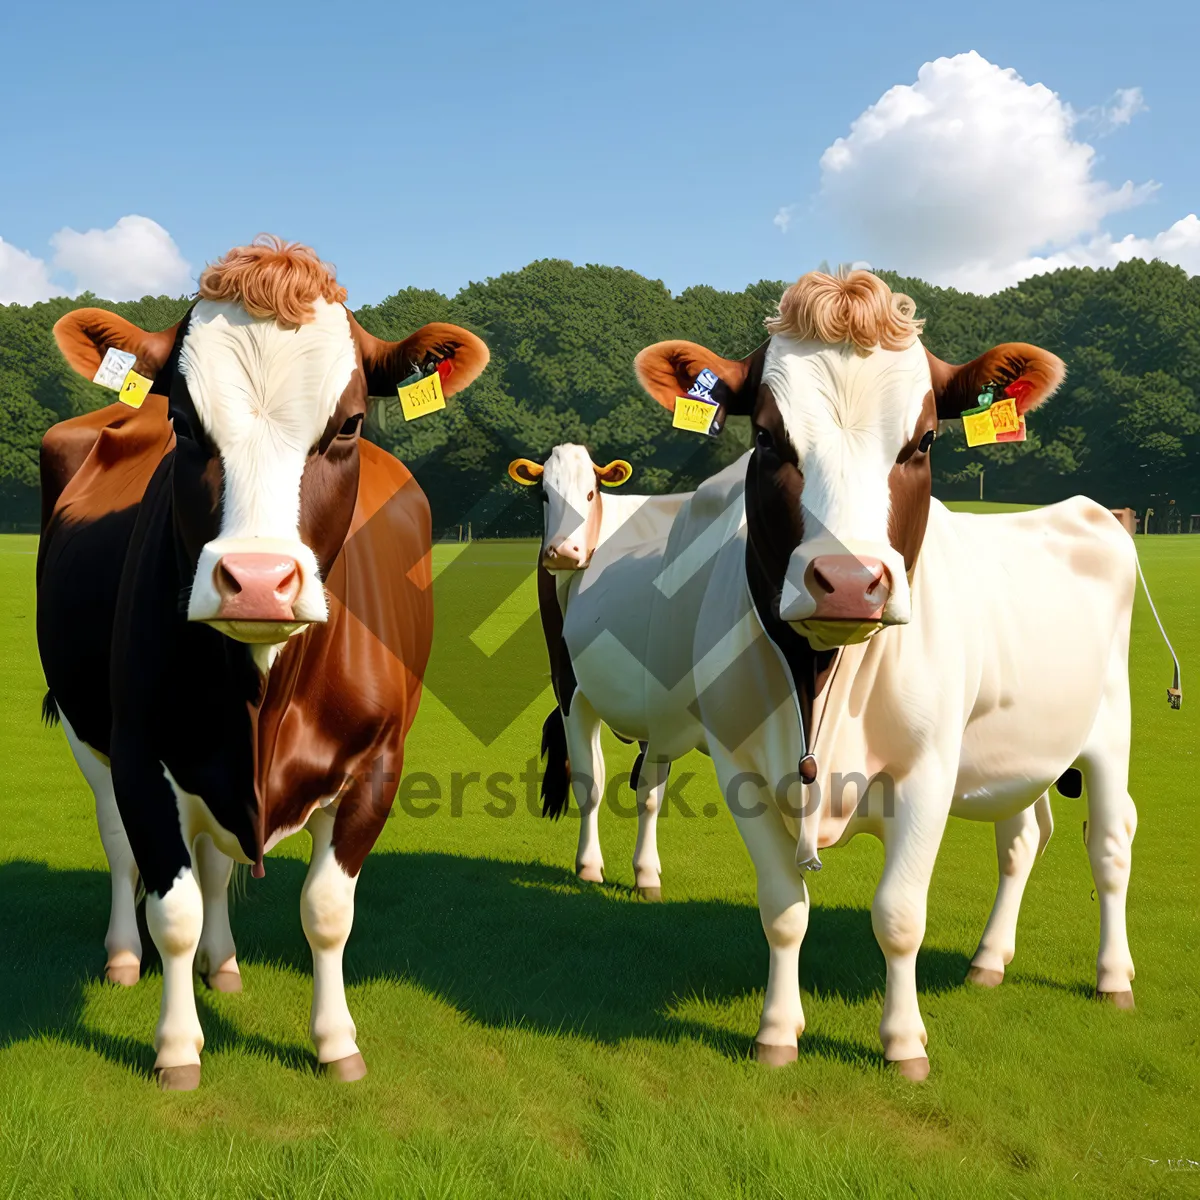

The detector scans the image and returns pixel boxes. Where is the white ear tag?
[93,347,153,409]
[93,347,136,390]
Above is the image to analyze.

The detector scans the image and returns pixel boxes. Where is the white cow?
[632,268,1177,1079]
[509,445,700,896]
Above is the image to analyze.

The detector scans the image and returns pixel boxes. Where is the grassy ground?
[1,527,1198,1198]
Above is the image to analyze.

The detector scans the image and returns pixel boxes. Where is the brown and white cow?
[633,269,1175,1079]
[38,236,488,1089]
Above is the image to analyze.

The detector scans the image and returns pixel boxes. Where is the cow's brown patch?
[886,389,938,572]
[255,440,434,874]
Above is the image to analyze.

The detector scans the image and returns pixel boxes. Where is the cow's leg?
[1083,777,1137,1004]
[1079,637,1137,1006]
[968,795,1050,986]
[720,767,808,1064]
[60,714,141,985]
[873,787,950,1079]
[301,806,365,1080]
[145,865,205,1090]
[632,756,668,900]
[564,697,606,883]
[194,833,241,993]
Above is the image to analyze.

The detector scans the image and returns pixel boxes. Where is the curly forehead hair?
[766,268,924,354]
[197,234,348,327]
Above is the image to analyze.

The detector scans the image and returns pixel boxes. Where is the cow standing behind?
[633,269,1167,1079]
[509,445,695,896]
[38,237,488,1089]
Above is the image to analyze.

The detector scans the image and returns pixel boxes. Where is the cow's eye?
[755,427,774,452]
[338,414,364,438]
[918,429,936,453]
[586,490,595,502]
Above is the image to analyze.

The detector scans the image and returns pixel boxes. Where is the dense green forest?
[2,258,1198,535]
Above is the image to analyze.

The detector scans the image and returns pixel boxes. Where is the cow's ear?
[352,316,489,399]
[928,343,1066,420]
[634,340,762,417]
[594,459,632,487]
[53,308,179,383]
[508,458,544,485]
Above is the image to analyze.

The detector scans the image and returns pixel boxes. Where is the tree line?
[2,258,1198,535]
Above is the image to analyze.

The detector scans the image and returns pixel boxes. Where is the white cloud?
[774,205,797,234]
[0,216,192,306]
[0,238,66,305]
[1093,86,1148,134]
[50,215,192,300]
[948,214,1200,293]
[813,52,1192,293]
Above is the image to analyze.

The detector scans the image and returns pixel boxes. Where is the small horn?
[508,458,544,486]
[594,459,633,487]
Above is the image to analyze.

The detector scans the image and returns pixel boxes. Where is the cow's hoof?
[1096,989,1135,1010]
[321,1053,367,1083]
[105,963,140,987]
[576,865,604,884]
[754,1041,798,1067]
[888,1056,930,1082]
[966,965,1004,988]
[206,970,243,994]
[636,886,662,902]
[155,1064,201,1092]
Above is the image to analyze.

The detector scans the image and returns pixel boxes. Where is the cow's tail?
[1134,551,1182,709]
[540,707,571,819]
[41,689,60,727]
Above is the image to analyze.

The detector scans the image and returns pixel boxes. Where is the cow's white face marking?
[764,334,930,628]
[541,444,600,570]
[180,297,357,638]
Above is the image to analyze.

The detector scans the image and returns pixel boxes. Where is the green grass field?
[1,525,1198,1198]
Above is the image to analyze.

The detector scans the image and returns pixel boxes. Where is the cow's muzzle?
[187,537,327,643]
[808,555,890,621]
[778,540,910,647]
[215,553,301,619]
[542,541,590,571]
[200,553,306,643]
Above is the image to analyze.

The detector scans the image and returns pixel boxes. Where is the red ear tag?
[436,359,453,383]
[1004,378,1034,410]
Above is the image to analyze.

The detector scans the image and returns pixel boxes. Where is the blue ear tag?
[688,368,720,401]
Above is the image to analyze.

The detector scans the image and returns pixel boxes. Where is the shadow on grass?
[0,853,974,1076]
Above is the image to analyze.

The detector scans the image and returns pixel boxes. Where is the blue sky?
[0,0,1196,305]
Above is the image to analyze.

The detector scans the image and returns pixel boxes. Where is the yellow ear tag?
[117,369,154,409]
[963,396,1027,447]
[397,371,446,421]
[673,396,719,435]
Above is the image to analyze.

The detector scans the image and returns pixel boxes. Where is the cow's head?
[635,269,1064,650]
[55,235,488,655]
[508,445,632,570]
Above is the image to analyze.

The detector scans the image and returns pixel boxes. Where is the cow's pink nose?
[542,543,588,570]
[808,555,890,621]
[213,553,302,621]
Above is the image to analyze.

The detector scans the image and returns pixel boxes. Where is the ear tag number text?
[397,369,446,421]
